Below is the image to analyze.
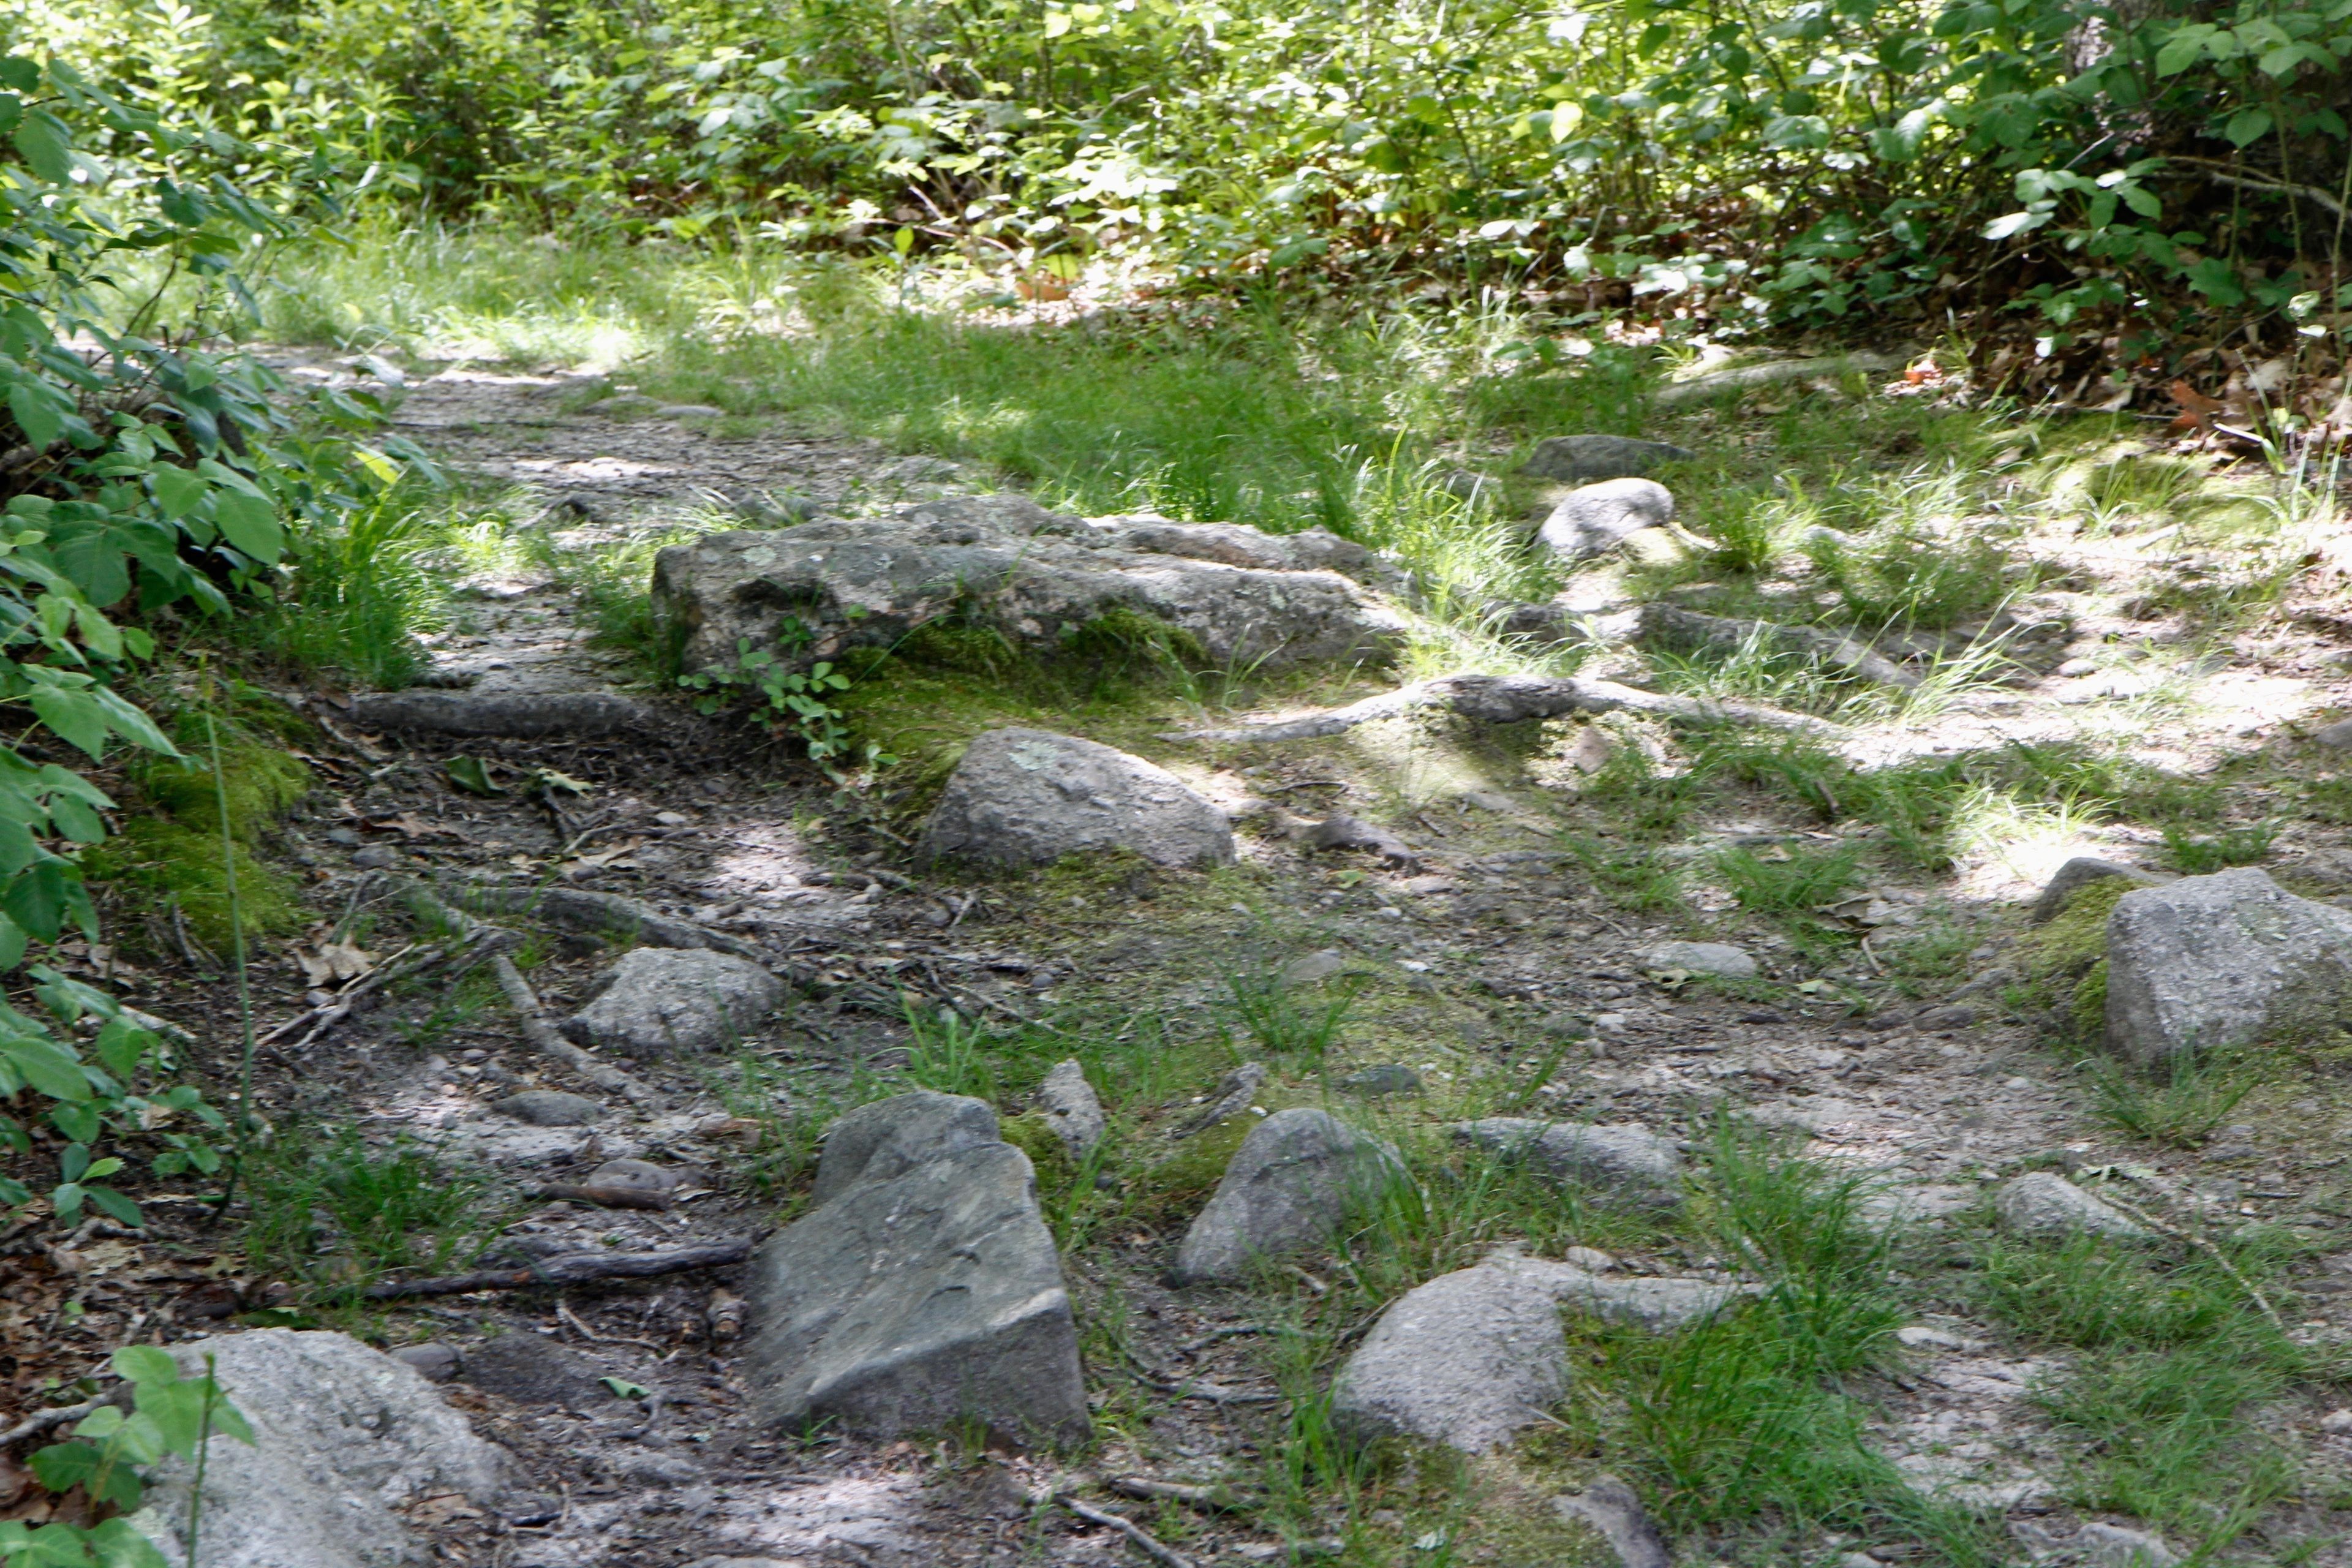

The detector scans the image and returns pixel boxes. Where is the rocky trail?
[12,356,2352,1568]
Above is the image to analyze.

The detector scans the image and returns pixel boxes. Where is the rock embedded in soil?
[1640,940,1757,978]
[347,689,650,739]
[2103,867,2352,1067]
[1995,1172,2147,1240]
[745,1090,1088,1447]
[492,1088,603,1126]
[1520,435,1696,484]
[1553,1477,1673,1568]
[390,1342,461,1382]
[2076,1524,2180,1568]
[561,947,785,1055]
[1339,1063,1422,1097]
[586,1156,682,1196]
[1036,1059,1106,1158]
[650,496,1409,679]
[134,1329,512,1568]
[918,728,1235,871]
[1172,1108,1404,1284]
[2313,716,2352,749]
[1536,478,1676,562]
[1330,1253,1746,1452]
[1450,1118,1683,1208]
[2029,856,2162,924]
[461,1330,614,1408]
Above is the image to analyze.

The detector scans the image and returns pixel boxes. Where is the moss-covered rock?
[86,817,300,949]
[138,742,310,845]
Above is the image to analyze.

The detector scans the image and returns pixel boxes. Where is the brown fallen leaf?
[296,940,375,988]
[2169,377,2225,432]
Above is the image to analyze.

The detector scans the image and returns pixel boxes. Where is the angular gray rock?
[1521,435,1695,484]
[492,1089,602,1126]
[746,1091,1088,1447]
[388,1343,459,1382]
[1553,1477,1673,1568]
[2313,716,2352,750]
[1450,1118,1683,1207]
[2104,868,2352,1066]
[2030,856,2159,923]
[1339,1063,1422,1096]
[1181,1060,1268,1134]
[1995,1172,2147,1240]
[462,1331,612,1408]
[2077,1524,2179,1568]
[561,947,785,1055]
[1640,940,1757,978]
[809,1087,1004,1206]
[917,729,1234,870]
[585,1156,682,1196]
[650,497,1409,680]
[1536,478,1676,562]
[134,1329,511,1568]
[1036,1060,1106,1158]
[1172,1109,1403,1284]
[1330,1253,1743,1452]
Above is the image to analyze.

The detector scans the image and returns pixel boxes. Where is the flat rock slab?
[493,1089,603,1126]
[918,728,1234,870]
[1996,1172,2147,1240]
[1521,435,1695,484]
[1640,940,1757,978]
[462,1330,615,1408]
[562,947,785,1055]
[651,496,1409,679]
[135,1329,511,1568]
[810,1088,1005,1206]
[1173,1108,1402,1284]
[2104,868,2352,1066]
[1450,1118,1683,1207]
[348,690,650,738]
[747,1091,1088,1447]
[1537,479,1676,562]
[1332,1255,1743,1452]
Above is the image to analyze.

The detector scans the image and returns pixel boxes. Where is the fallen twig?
[1167,672,1836,745]
[0,1399,97,1450]
[491,952,652,1104]
[361,1238,755,1300]
[1107,1476,1261,1513]
[1054,1493,1198,1568]
[532,1182,673,1212]
[2092,1190,2286,1333]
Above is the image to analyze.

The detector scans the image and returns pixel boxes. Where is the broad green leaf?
[4,859,72,940]
[85,1183,140,1226]
[7,385,62,452]
[212,491,283,564]
[10,111,69,183]
[3,1036,88,1099]
[2226,106,2275,145]
[85,1517,175,1568]
[148,464,209,519]
[113,1344,178,1384]
[30,686,108,759]
[0,58,39,93]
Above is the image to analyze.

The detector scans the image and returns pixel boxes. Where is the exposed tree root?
[1167,672,1839,744]
[360,1238,755,1299]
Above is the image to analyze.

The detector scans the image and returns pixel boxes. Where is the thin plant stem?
[185,1352,219,1568]
[205,708,259,1219]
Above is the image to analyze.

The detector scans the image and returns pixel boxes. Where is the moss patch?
[138,741,311,845]
[86,817,300,949]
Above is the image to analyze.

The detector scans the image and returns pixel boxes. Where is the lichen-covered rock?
[1172,1109,1402,1284]
[747,1092,1087,1448]
[2103,868,2352,1066]
[650,497,1408,679]
[917,728,1234,870]
[133,1330,512,1568]
[1995,1172,2147,1240]
[561,948,785,1055]
[1536,478,1676,561]
[1450,1118,1683,1207]
[1520,435,1695,484]
[2029,856,2160,924]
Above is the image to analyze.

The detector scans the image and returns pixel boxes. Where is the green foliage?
[241,1126,497,1288]
[8,1345,252,1568]
[680,631,891,776]
[1716,843,1863,914]
[2161,820,2279,873]
[1225,968,1358,1061]
[2090,1050,2263,1147]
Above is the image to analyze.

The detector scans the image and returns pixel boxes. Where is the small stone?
[350,845,401,870]
[1895,1325,1980,1351]
[917,729,1235,871]
[1339,1064,1422,1097]
[1539,1011,1589,1038]
[1553,1476,1672,1568]
[1562,1246,1615,1272]
[2076,1524,2179,1568]
[1280,948,1352,987]
[462,1331,609,1408]
[654,403,725,418]
[2029,856,2160,924]
[584,1158,679,1195]
[1995,1172,2147,1240]
[1172,1109,1403,1284]
[2314,717,2352,749]
[324,827,361,848]
[1594,1012,1628,1033]
[1451,1118,1682,1207]
[1641,940,1757,978]
[1036,1059,1106,1158]
[389,1342,460,1382]
[562,947,785,1055]
[2320,1407,2352,1433]
[1520,435,1697,484]
[1918,1005,1978,1029]
[620,1451,706,1486]
[1536,478,1676,562]
[492,1090,603,1127]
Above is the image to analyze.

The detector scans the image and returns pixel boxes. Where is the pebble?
[390,1342,460,1382]
[2322,1408,2352,1433]
[494,1090,604,1127]
[655,403,725,418]
[351,845,401,869]
[1339,1064,1422,1097]
[1594,1012,1628,1032]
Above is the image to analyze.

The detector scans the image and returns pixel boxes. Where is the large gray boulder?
[133,1330,513,1568]
[809,1087,1003,1206]
[1172,1109,1402,1284]
[745,1092,1088,1448]
[1330,1253,1743,1452]
[561,947,785,1055]
[650,497,1408,679]
[1450,1118,1683,1208]
[1536,478,1676,562]
[1521,435,1695,484]
[917,728,1234,870]
[2103,868,2352,1066]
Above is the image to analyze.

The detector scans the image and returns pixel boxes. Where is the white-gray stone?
[134,1330,511,1568]
[2076,1524,2180,1568]
[2104,869,2352,1066]
[1450,1118,1683,1207]
[1995,1172,2147,1240]
[561,947,785,1055]
[917,728,1234,870]
[1553,1477,1673,1568]
[1521,435,1695,484]
[1641,940,1757,978]
[491,1089,602,1126]
[1536,478,1676,562]
[745,1092,1088,1448]
[1172,1109,1402,1284]
[2029,856,2159,924]
[1036,1059,1106,1158]
[651,497,1408,680]
[1330,1253,1743,1452]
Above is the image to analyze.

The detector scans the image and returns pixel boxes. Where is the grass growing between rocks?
[239,1126,504,1302]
